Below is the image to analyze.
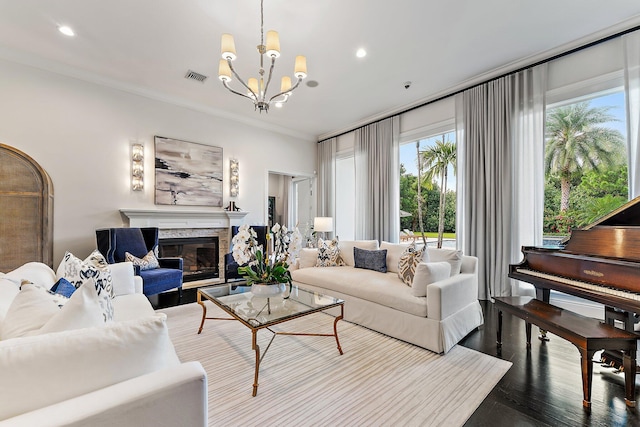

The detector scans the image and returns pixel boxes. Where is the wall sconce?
[131,142,144,191]
[230,158,239,197]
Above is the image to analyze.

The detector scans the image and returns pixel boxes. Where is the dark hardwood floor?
[154,290,639,426]
[461,300,640,427]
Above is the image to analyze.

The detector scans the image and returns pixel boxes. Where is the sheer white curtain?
[354,116,400,242]
[317,138,336,236]
[456,65,546,299]
[623,29,640,199]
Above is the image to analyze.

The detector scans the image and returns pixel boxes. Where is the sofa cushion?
[0,313,180,420]
[0,277,19,327]
[125,250,160,271]
[316,238,345,267]
[1,283,69,340]
[397,244,427,286]
[411,262,451,297]
[112,293,156,322]
[380,241,411,274]
[109,261,137,297]
[298,248,319,269]
[338,240,379,267]
[427,248,463,276]
[292,266,428,317]
[3,262,57,288]
[354,247,387,273]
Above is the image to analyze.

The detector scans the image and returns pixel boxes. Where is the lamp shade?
[294,55,307,79]
[265,30,280,58]
[314,217,333,233]
[218,59,232,82]
[221,34,237,61]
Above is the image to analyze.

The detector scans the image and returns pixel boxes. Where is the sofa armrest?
[0,362,208,427]
[460,255,478,275]
[426,272,479,320]
[158,257,183,270]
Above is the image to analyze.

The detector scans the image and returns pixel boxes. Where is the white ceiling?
[1,0,640,140]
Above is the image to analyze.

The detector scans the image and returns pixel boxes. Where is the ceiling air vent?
[184,70,208,83]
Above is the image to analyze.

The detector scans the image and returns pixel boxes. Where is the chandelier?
[217,0,307,113]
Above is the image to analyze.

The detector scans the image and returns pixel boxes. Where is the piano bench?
[494,296,638,412]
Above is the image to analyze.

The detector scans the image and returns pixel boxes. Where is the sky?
[399,91,627,192]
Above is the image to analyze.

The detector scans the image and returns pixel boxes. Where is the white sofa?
[0,261,208,426]
[291,241,484,354]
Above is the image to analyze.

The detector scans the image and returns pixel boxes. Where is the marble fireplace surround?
[120,209,248,288]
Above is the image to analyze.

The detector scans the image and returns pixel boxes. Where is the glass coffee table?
[196,283,344,396]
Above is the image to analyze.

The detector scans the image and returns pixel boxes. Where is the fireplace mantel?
[120,209,248,229]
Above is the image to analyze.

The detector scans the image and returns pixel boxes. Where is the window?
[335,155,355,240]
[399,131,457,247]
[543,90,628,243]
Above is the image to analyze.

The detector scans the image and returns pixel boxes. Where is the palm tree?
[545,102,624,212]
[421,137,456,248]
[415,141,428,247]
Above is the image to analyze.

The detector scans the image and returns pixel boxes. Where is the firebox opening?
[158,237,219,282]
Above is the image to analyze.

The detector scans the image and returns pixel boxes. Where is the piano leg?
[579,348,595,412]
[496,309,503,347]
[535,287,551,341]
[624,348,637,408]
[526,322,532,348]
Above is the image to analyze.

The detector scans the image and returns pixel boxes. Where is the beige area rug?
[159,302,511,427]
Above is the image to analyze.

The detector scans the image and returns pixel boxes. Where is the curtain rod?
[318,23,640,144]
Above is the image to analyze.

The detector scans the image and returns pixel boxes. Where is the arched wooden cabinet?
[0,143,54,271]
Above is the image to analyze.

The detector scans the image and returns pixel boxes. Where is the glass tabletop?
[198,283,344,328]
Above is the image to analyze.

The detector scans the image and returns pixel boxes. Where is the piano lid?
[583,195,640,229]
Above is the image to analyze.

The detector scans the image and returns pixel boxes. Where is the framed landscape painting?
[154,136,223,206]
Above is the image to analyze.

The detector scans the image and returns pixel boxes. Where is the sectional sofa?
[291,240,483,353]
[0,261,207,426]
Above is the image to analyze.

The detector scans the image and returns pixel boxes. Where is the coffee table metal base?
[197,293,344,396]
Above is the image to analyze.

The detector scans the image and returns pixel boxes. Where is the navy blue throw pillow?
[353,247,388,273]
[50,277,77,298]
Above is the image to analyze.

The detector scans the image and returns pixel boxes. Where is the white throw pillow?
[0,278,20,327]
[4,262,57,288]
[411,262,452,297]
[426,248,464,276]
[298,248,319,269]
[1,283,69,340]
[338,240,379,267]
[37,278,108,335]
[380,241,411,274]
[0,313,180,420]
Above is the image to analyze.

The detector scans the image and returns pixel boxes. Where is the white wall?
[0,59,316,266]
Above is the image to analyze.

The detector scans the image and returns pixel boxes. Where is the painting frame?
[154,136,223,206]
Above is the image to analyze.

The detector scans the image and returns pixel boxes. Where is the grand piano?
[509,195,640,368]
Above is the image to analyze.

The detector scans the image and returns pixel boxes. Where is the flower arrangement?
[232,223,302,286]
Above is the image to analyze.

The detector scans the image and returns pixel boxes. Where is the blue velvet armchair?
[96,227,183,297]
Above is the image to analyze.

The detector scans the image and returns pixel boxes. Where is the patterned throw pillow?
[57,250,115,321]
[316,238,345,267]
[125,250,160,271]
[397,243,425,286]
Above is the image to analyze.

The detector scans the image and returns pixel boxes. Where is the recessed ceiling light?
[356,48,367,58]
[58,25,75,37]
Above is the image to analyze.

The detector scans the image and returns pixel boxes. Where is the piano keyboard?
[515,268,640,301]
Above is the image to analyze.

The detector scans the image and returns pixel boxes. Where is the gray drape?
[624,30,640,199]
[456,66,546,299]
[317,137,336,236]
[354,116,400,242]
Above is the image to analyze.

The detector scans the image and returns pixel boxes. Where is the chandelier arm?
[268,77,303,103]
[222,80,256,101]
[227,60,259,100]
[262,56,276,102]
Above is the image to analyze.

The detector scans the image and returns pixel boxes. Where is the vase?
[251,283,287,297]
